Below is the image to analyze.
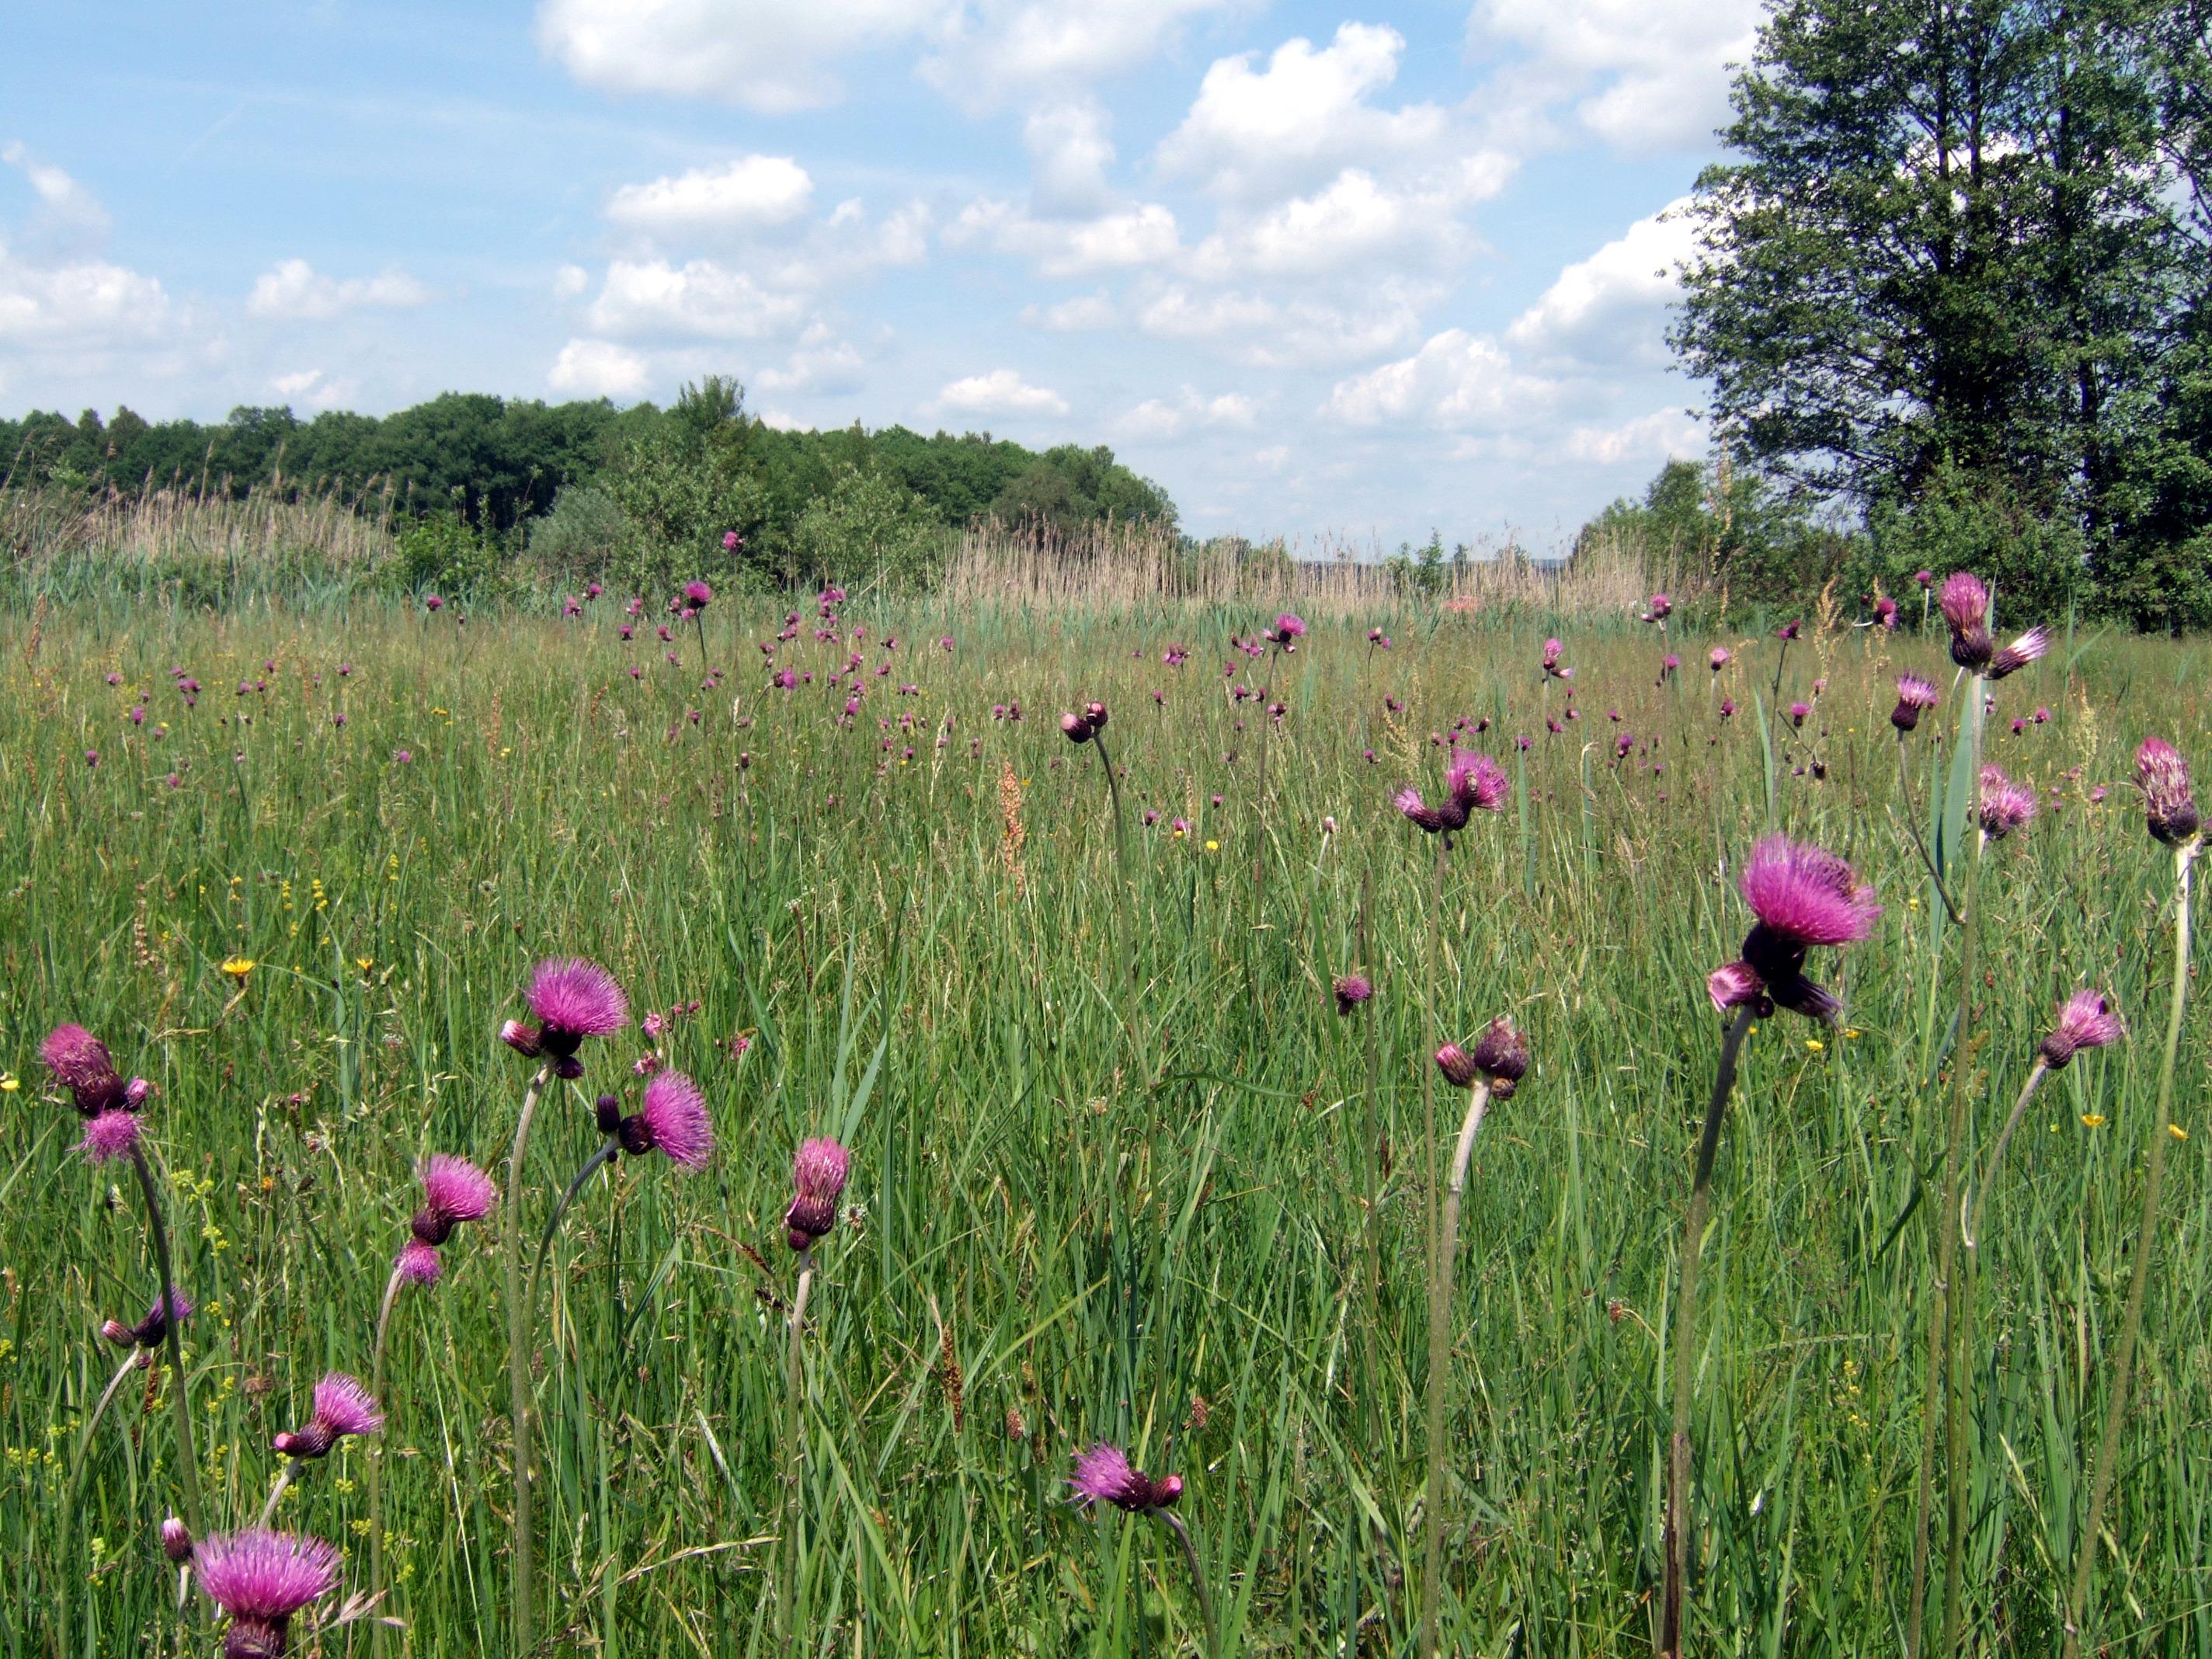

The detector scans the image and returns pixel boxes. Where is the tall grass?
[1,590,2204,1656]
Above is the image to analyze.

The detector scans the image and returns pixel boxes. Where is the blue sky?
[0,0,1763,550]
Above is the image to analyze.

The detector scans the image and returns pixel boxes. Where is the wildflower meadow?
[4,578,2208,1657]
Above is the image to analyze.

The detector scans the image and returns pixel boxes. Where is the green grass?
[2,595,2207,1657]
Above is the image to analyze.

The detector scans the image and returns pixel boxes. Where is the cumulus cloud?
[548,337,651,397]
[948,198,1178,280]
[1504,198,1695,367]
[2,141,111,239]
[1022,290,1118,331]
[920,0,1239,110]
[755,325,868,396]
[268,368,358,411]
[1115,385,1257,440]
[1155,24,1459,202]
[1563,405,1706,464]
[1190,169,1481,280]
[553,263,591,299]
[536,0,944,113]
[585,258,808,342]
[1137,281,1428,370]
[1324,327,1556,430]
[927,367,1068,418]
[0,243,175,347]
[1469,0,1762,151]
[1023,100,1116,214]
[606,155,814,235]
[247,259,432,322]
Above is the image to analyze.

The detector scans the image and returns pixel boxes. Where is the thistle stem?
[1962,1063,2050,1254]
[505,1063,550,1654]
[1355,872,1384,1438]
[779,1247,816,1657]
[1418,1080,1494,1657]
[1894,738,1963,926]
[366,1257,407,1659]
[2063,845,2196,1655]
[256,1456,306,1529]
[129,1141,203,1537]
[1161,1509,1218,1657]
[1091,734,1143,1079]
[1660,1000,1755,1659]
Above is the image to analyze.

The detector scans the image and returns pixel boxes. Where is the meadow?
[2,571,2207,1658]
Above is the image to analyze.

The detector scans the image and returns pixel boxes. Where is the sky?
[0,0,1765,551]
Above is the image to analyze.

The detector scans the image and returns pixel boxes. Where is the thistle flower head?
[1059,711,1094,743]
[104,1289,193,1349]
[1776,620,1802,641]
[1647,593,1671,620]
[1988,626,2050,680]
[1331,974,1373,1014]
[683,580,713,610]
[1070,1442,1181,1512]
[2040,989,2123,1069]
[620,1070,714,1170]
[1872,595,1898,628]
[1713,836,1878,1024]
[274,1372,382,1459]
[1709,647,1730,670]
[1470,1016,1530,1098]
[1393,785,1446,834]
[524,958,629,1056]
[1940,572,1989,634]
[1890,675,1939,732]
[1977,764,2036,840]
[1433,1042,1480,1089]
[411,1154,496,1245]
[1541,638,1563,673]
[1447,750,1508,815]
[78,1108,141,1163]
[2135,737,2200,847]
[786,1136,850,1250]
[1268,613,1307,645]
[193,1528,343,1658]
[41,1024,114,1092]
[162,1515,193,1563]
[395,1238,443,1286]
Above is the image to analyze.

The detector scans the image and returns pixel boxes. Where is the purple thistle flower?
[2135,737,2200,847]
[1070,1442,1182,1512]
[41,1023,120,1104]
[1332,974,1373,1014]
[162,1515,193,1563]
[523,958,629,1067]
[1470,1016,1530,1098]
[618,1070,714,1170]
[1709,836,1880,1023]
[1872,595,1898,628]
[1434,1043,1480,1089]
[1059,711,1094,743]
[395,1238,443,1286]
[2040,989,2124,1069]
[683,580,713,611]
[1977,764,2036,840]
[1915,569,1934,586]
[1393,785,1447,834]
[1890,675,1939,733]
[411,1154,497,1247]
[1776,620,1802,641]
[273,1372,383,1459]
[1940,572,1989,635]
[1789,701,1810,727]
[1541,638,1565,675]
[1447,750,1508,815]
[1988,626,2050,680]
[1709,647,1730,670]
[78,1108,142,1163]
[786,1136,850,1250]
[103,1289,193,1349]
[424,595,443,612]
[193,1528,343,1658]
[1647,592,1671,621]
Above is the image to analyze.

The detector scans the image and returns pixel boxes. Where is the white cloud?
[1,142,110,238]
[1324,327,1556,430]
[270,369,322,395]
[586,257,808,341]
[246,258,432,322]
[1504,198,1695,367]
[920,0,1239,110]
[606,155,814,235]
[537,0,944,113]
[1469,0,1762,151]
[1137,281,1428,370]
[1563,405,1706,464]
[553,263,590,299]
[1253,443,1290,470]
[1190,169,1480,279]
[928,367,1068,418]
[1116,385,1256,440]
[1024,99,1115,214]
[548,337,650,397]
[1155,24,1456,201]
[756,325,867,395]
[1022,290,1118,331]
[0,241,174,346]
[268,368,357,411]
[948,198,1177,279]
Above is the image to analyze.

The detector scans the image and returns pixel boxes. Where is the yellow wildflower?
[2082,1114,2106,1129]
[220,958,256,978]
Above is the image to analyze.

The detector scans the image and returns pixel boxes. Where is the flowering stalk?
[1071,1445,1209,1653]
[779,1139,848,1655]
[130,1139,206,1537]
[1418,1021,1527,1657]
[1160,1509,1219,1657]
[1660,1002,1753,1658]
[2064,841,2196,1654]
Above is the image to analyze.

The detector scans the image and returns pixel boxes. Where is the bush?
[527,485,628,589]
[394,513,518,604]
[1860,459,2087,622]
